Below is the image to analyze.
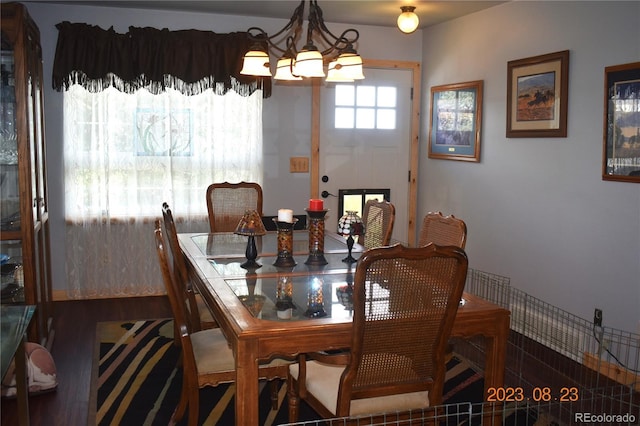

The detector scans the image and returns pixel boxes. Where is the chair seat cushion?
[195,293,217,326]
[192,329,236,376]
[192,329,290,382]
[289,360,430,416]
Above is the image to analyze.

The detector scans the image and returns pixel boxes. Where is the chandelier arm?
[246,0,305,56]
[318,30,360,57]
[308,1,360,54]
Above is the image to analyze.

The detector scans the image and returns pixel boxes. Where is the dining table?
[178,230,510,425]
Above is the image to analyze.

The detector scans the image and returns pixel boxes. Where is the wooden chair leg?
[287,376,300,422]
[188,385,199,426]
[171,374,189,423]
[269,379,280,410]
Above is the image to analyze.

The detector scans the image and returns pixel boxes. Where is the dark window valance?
[52,22,271,97]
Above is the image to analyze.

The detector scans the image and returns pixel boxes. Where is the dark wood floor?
[1,296,172,426]
[3,296,634,425]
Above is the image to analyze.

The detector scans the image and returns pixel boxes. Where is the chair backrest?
[153,220,199,381]
[418,212,467,249]
[338,243,468,413]
[154,219,191,336]
[161,202,201,332]
[206,182,263,232]
[357,199,395,249]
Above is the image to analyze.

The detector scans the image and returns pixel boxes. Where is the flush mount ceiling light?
[240,0,365,82]
[397,5,420,34]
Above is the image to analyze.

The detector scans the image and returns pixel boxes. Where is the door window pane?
[335,107,354,128]
[334,84,397,130]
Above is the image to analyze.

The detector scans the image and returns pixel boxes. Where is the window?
[338,188,391,218]
[63,85,263,221]
[334,85,397,129]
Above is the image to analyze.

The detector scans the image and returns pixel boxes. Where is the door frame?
[309,59,421,246]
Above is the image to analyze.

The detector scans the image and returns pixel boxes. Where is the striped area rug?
[90,319,485,425]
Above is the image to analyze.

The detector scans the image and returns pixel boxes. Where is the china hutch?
[1,2,53,348]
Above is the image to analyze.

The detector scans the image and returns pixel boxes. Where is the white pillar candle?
[277,209,294,223]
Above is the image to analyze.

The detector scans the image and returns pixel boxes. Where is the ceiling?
[28,1,506,29]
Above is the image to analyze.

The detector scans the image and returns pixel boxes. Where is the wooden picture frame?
[602,61,640,183]
[506,50,569,138]
[428,80,483,162]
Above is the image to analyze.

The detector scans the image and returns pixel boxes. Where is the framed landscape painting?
[602,61,640,183]
[428,80,483,162]
[506,50,569,138]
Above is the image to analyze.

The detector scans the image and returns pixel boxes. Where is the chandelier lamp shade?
[397,5,420,34]
[240,0,365,82]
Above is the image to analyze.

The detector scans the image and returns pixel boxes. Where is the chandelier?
[240,0,365,82]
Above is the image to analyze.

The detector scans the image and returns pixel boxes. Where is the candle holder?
[304,208,328,266]
[305,275,327,318]
[275,267,296,319]
[273,218,298,267]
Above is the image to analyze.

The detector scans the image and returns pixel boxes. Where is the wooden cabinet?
[1,2,53,348]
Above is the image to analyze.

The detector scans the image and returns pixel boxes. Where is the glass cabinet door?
[1,30,24,305]
[1,32,20,230]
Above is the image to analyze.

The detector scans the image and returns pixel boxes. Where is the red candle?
[309,199,324,211]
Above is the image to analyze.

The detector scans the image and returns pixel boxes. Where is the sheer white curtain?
[63,84,263,298]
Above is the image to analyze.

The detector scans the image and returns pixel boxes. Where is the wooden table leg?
[482,314,509,426]
[235,339,259,426]
[15,334,30,426]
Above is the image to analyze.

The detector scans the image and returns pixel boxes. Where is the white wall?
[23,3,422,295]
[419,1,640,332]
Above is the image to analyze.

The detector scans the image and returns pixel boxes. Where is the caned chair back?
[287,243,468,420]
[418,212,467,249]
[358,199,395,249]
[206,182,263,232]
[344,244,468,410]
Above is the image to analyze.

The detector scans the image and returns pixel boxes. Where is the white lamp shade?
[397,8,419,34]
[326,60,354,83]
[240,50,272,76]
[293,49,325,77]
[325,61,353,83]
[273,57,303,80]
[333,52,364,80]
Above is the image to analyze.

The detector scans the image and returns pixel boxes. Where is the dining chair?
[418,212,467,248]
[287,243,468,421]
[357,199,395,249]
[206,181,263,232]
[153,221,290,426]
[162,202,217,333]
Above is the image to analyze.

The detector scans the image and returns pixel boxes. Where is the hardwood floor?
[3,296,634,425]
[0,296,172,426]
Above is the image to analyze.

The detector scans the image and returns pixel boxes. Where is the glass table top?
[1,304,35,379]
[225,272,357,322]
[190,231,361,258]
[209,252,357,278]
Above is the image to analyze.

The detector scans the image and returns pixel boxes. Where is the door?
[318,64,416,245]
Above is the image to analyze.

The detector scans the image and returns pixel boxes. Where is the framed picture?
[428,80,483,162]
[602,61,640,183]
[506,50,569,138]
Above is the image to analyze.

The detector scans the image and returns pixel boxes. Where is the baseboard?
[52,289,68,301]
[583,352,640,391]
[52,289,166,301]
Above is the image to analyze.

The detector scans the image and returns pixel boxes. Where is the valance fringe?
[52,22,271,97]
[59,71,262,96]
